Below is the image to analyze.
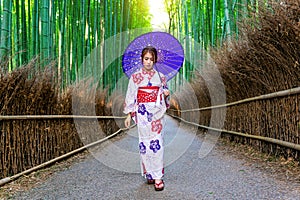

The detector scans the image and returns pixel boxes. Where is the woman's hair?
[141,46,157,63]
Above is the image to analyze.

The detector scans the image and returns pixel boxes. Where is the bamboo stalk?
[0,124,4,175]
[5,122,10,176]
[296,95,299,145]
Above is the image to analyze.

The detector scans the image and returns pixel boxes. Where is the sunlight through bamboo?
[148,0,169,30]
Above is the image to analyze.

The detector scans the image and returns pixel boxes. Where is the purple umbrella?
[122,31,184,81]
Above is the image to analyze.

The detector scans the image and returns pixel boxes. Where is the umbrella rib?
[122,32,184,80]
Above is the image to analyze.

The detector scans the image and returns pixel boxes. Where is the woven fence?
[0,118,78,179]
[0,65,125,180]
[0,116,124,180]
[168,87,300,158]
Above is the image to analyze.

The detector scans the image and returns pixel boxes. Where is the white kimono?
[124,68,170,180]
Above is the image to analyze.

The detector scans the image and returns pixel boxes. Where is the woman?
[124,46,170,191]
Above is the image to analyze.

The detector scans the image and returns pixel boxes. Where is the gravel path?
[11,116,300,200]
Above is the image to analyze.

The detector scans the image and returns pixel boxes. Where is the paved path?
[12,116,300,199]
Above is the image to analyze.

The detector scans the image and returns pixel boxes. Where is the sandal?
[147,179,155,184]
[154,180,164,191]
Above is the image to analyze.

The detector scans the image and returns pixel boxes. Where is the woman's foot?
[154,179,164,191]
[147,179,155,184]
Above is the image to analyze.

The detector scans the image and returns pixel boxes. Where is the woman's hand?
[124,114,131,128]
[163,89,170,97]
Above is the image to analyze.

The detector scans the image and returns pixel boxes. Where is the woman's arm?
[163,89,170,97]
[124,76,137,127]
[124,113,131,128]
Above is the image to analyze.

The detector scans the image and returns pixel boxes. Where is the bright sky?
[148,0,169,30]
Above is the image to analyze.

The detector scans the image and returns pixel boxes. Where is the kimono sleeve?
[164,86,170,109]
[123,76,137,114]
[161,74,170,109]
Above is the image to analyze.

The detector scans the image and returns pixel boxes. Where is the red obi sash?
[137,86,159,103]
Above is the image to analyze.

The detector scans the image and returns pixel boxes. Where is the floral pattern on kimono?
[124,68,170,180]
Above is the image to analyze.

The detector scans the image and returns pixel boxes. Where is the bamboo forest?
[1,0,300,196]
[0,0,275,89]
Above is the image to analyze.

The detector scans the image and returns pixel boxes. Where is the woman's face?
[142,52,154,71]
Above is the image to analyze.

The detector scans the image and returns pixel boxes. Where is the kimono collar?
[142,67,156,77]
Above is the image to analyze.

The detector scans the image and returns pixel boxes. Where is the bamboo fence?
[0,116,125,180]
[0,120,133,186]
[168,86,300,158]
[0,65,126,180]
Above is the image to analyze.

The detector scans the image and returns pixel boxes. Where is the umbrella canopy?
[122,31,184,81]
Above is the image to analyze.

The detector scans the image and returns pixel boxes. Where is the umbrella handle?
[155,64,167,88]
